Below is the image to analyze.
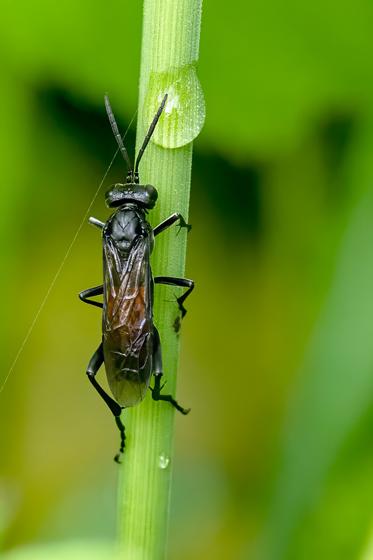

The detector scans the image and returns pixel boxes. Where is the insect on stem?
[78,93,193,462]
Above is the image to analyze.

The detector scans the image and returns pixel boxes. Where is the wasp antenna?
[104,95,133,174]
[134,94,168,177]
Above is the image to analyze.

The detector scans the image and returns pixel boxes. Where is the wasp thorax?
[105,183,158,209]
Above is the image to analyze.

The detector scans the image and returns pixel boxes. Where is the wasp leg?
[153,213,191,236]
[154,276,194,318]
[86,343,125,462]
[89,216,105,229]
[79,285,103,309]
[150,328,190,415]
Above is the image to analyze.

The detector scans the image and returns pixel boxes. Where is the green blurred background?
[2,1,373,559]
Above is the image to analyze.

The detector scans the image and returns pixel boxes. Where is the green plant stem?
[117,1,203,558]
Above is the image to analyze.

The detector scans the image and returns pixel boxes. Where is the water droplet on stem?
[143,64,205,148]
[158,453,170,469]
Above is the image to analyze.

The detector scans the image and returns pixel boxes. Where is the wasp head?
[105,183,158,209]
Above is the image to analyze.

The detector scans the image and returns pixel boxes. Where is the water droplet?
[143,64,205,149]
[158,453,170,469]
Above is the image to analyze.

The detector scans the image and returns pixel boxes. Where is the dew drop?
[158,453,170,469]
[143,64,205,149]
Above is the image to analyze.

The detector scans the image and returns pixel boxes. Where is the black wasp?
[79,94,194,462]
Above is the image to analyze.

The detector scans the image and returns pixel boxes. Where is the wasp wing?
[102,235,153,407]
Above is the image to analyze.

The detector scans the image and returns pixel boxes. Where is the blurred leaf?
[264,120,373,559]
[2,541,114,560]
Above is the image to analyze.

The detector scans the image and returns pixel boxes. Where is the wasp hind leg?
[86,343,126,462]
[150,327,190,415]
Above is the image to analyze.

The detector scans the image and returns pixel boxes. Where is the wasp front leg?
[89,216,105,229]
[150,327,190,414]
[153,213,191,236]
[86,343,125,462]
